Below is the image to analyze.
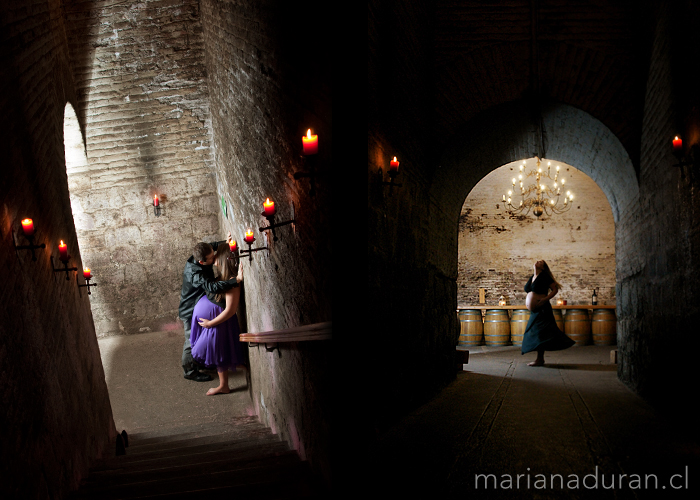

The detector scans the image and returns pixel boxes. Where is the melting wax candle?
[21,219,35,237]
[302,129,318,155]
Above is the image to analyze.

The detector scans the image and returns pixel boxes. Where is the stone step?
[69,459,315,500]
[125,429,275,456]
[125,416,262,442]
[78,450,302,492]
[91,435,285,471]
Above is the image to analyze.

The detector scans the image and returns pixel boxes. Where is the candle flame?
[60,240,65,246]
[22,218,32,224]
[307,129,312,139]
[675,136,679,141]
[84,267,90,272]
[265,198,272,205]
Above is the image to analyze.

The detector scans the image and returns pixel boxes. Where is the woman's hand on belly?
[526,291,547,312]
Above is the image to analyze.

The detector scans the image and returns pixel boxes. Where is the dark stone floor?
[363,345,700,499]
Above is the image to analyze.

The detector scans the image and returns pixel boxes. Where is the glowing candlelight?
[302,129,318,155]
[229,240,237,252]
[58,240,69,262]
[263,198,276,216]
[244,230,255,244]
[390,156,399,172]
[83,267,92,279]
[21,218,35,237]
[154,194,159,207]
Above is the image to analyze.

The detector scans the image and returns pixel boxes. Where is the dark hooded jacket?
[178,240,238,322]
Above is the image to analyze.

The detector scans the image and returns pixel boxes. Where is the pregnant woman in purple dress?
[522,260,575,366]
[190,244,245,395]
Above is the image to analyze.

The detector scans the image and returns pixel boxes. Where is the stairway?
[69,416,321,499]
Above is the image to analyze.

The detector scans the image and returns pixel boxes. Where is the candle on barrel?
[58,240,69,262]
[302,129,318,155]
[154,194,160,207]
[263,198,276,216]
[389,156,399,173]
[244,229,255,244]
[229,239,237,252]
[673,136,683,153]
[21,218,35,237]
[83,267,92,279]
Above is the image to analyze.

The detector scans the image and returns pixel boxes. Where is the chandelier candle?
[21,219,35,237]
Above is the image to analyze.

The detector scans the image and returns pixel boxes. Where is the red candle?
[83,267,92,279]
[302,129,318,155]
[58,240,69,261]
[263,198,276,216]
[244,229,255,244]
[154,194,159,207]
[21,218,35,237]
[229,240,237,252]
[673,136,682,152]
[389,156,399,173]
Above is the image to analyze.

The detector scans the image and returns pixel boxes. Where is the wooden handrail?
[239,321,331,343]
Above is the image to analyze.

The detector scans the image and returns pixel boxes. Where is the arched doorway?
[458,158,616,308]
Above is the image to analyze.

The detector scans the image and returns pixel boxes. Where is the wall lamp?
[78,267,97,295]
[13,218,46,261]
[672,136,694,168]
[381,157,403,196]
[239,229,269,262]
[51,241,77,281]
[259,199,295,242]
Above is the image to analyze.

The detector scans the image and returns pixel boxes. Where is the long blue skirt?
[190,295,244,371]
[521,301,575,354]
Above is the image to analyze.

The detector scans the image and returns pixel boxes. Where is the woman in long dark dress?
[521,260,575,366]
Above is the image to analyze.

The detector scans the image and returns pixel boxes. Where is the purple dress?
[190,295,244,371]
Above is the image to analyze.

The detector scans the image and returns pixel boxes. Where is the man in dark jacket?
[179,236,242,381]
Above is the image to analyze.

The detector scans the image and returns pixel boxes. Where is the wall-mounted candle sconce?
[77,267,97,295]
[13,218,46,261]
[294,129,319,196]
[258,199,295,242]
[672,136,694,167]
[153,195,162,216]
[227,240,240,262]
[381,157,403,196]
[51,241,77,280]
[239,229,268,262]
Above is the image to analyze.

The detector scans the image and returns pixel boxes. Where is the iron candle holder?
[381,169,402,196]
[13,228,46,262]
[239,236,268,262]
[673,149,694,168]
[259,208,295,242]
[294,154,318,196]
[77,275,97,295]
[51,256,78,281]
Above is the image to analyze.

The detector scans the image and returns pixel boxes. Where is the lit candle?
[21,218,35,237]
[390,156,399,172]
[244,229,255,244]
[154,194,159,207]
[302,129,318,155]
[263,198,276,216]
[229,240,237,252]
[673,136,682,152]
[83,267,92,279]
[58,240,69,261]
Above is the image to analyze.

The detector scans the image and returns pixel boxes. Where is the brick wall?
[458,158,616,307]
[0,0,116,497]
[199,0,332,487]
[64,0,219,337]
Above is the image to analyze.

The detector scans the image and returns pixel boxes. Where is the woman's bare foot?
[206,386,231,396]
[527,360,545,366]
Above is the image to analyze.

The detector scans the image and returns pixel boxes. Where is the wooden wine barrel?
[458,309,483,346]
[484,309,511,346]
[592,309,616,346]
[564,309,591,346]
[510,309,530,346]
[552,309,564,331]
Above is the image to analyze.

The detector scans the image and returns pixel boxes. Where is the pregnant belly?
[526,291,547,312]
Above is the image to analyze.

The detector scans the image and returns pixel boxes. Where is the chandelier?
[501,157,574,218]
